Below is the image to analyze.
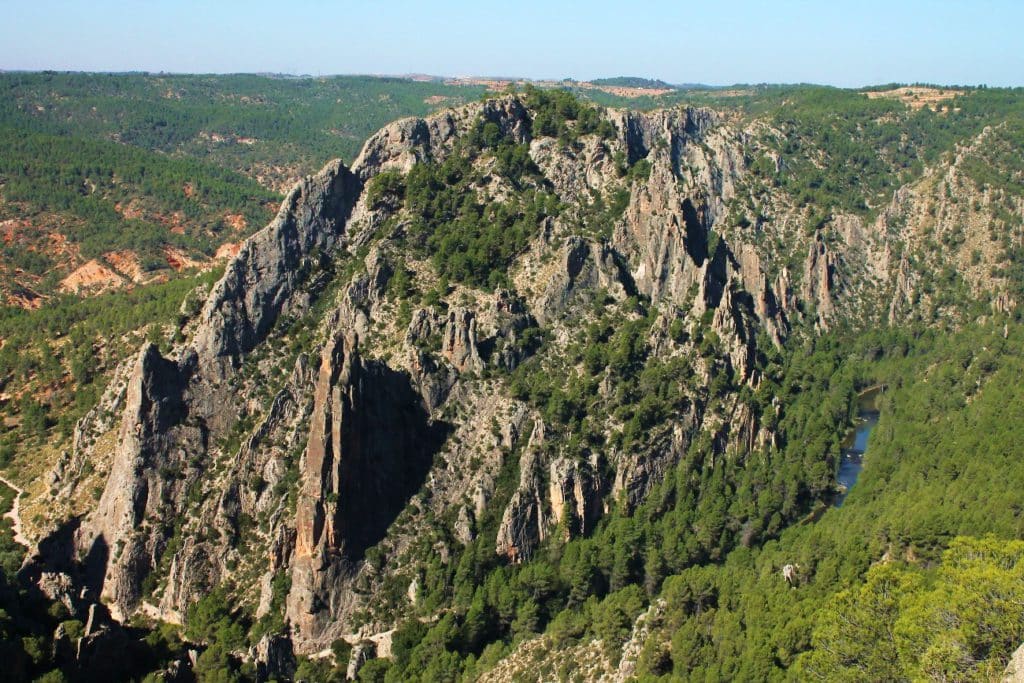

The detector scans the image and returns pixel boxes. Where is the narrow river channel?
[834,388,882,507]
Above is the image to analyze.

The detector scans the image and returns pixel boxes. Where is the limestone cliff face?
[194,160,361,379]
[736,244,788,345]
[441,309,484,373]
[288,331,361,641]
[287,329,442,648]
[495,423,549,562]
[712,285,758,381]
[354,97,531,178]
[612,408,698,510]
[71,155,365,622]
[610,108,742,308]
[79,344,191,619]
[801,231,838,330]
[532,236,635,324]
[32,92,992,665]
[548,456,603,539]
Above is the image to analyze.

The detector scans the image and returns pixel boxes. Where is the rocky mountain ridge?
[17,90,1022,678]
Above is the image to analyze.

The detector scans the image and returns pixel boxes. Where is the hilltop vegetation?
[0,73,489,184]
[590,77,675,89]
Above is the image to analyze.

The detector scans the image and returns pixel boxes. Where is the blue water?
[834,407,879,508]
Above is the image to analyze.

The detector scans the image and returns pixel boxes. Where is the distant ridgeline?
[590,76,677,89]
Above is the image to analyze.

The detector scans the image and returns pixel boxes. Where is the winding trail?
[0,474,29,548]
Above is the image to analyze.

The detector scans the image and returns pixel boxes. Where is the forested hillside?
[0,73,490,187]
[1,77,1023,682]
[606,322,1024,681]
[0,73,490,307]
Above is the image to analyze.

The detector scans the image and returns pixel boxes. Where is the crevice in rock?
[682,198,707,266]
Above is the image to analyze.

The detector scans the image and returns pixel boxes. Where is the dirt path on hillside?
[0,475,29,547]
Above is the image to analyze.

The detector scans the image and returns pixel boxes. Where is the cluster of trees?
[799,536,1024,681]
[464,118,541,189]
[184,589,253,681]
[400,130,558,291]
[508,302,696,449]
[591,77,675,90]
[521,85,617,143]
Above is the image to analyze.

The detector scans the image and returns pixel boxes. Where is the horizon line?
[0,68,1016,92]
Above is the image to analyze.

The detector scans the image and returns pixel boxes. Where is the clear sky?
[1,0,1021,87]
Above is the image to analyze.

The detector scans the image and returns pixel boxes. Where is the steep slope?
[13,88,1024,679]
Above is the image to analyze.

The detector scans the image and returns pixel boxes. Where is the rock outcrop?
[252,634,296,682]
[441,308,484,373]
[77,343,191,619]
[548,455,603,538]
[194,160,361,378]
[711,285,758,381]
[495,425,548,563]
[354,96,531,179]
[801,231,837,329]
[27,88,991,667]
[287,330,443,648]
[613,412,697,509]
[496,426,606,561]
[533,236,635,323]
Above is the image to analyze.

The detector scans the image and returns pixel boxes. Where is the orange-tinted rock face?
[293,333,352,563]
[60,260,126,294]
[104,250,146,282]
[225,213,248,231]
[162,246,204,272]
[214,242,242,260]
[287,328,444,647]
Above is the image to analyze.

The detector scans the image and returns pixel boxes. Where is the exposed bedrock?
[287,330,447,646]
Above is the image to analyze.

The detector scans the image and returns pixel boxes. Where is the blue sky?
[1,0,1021,87]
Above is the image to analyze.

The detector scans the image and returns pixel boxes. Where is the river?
[834,388,882,507]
